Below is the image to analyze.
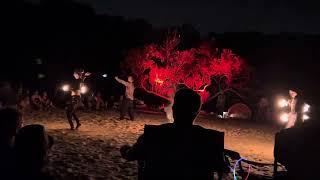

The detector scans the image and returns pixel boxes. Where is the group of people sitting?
[19,90,54,112]
[0,108,54,180]
[82,92,107,111]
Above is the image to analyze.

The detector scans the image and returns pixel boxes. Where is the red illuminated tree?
[125,32,249,100]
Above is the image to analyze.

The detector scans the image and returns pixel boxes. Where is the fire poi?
[277,89,310,129]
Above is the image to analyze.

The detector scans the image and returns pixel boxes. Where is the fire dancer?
[65,89,81,130]
[63,69,90,130]
[285,89,302,128]
[115,76,135,120]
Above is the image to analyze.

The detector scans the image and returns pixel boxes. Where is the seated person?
[31,91,42,110]
[18,96,31,113]
[120,88,226,180]
[0,108,23,177]
[14,124,54,180]
[41,92,54,110]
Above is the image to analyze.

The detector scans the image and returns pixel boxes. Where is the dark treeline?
[2,0,320,103]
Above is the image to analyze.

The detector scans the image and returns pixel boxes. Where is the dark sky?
[28,0,320,34]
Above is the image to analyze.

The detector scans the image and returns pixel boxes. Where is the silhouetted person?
[0,108,23,178]
[94,92,104,110]
[31,91,42,110]
[66,93,81,130]
[18,96,31,113]
[115,76,135,120]
[14,124,54,180]
[41,92,54,111]
[120,88,226,180]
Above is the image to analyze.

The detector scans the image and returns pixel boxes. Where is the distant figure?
[31,91,42,110]
[216,91,226,116]
[18,96,31,113]
[115,76,135,120]
[14,124,54,180]
[286,89,303,128]
[164,83,188,122]
[66,93,81,130]
[95,92,104,110]
[41,92,54,111]
[120,88,226,180]
[0,108,23,177]
[257,97,270,122]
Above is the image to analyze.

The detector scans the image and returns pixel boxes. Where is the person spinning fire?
[285,89,304,128]
[65,89,81,130]
[64,69,90,130]
[115,76,135,120]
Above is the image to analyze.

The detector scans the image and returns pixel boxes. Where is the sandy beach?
[24,110,284,180]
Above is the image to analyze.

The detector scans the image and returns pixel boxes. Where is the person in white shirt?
[115,76,135,120]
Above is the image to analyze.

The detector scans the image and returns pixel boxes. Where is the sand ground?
[24,110,284,180]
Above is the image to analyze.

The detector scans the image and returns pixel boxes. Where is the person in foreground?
[120,88,227,180]
[0,108,23,178]
[14,124,54,180]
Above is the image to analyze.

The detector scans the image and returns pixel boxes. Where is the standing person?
[65,90,81,130]
[95,92,104,110]
[115,76,135,120]
[41,91,54,111]
[285,89,303,128]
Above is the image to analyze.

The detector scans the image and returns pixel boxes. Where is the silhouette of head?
[14,124,53,172]
[128,76,134,83]
[172,88,202,127]
[34,91,39,95]
[0,108,22,142]
[175,83,188,92]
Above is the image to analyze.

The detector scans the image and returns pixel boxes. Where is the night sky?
[60,0,320,34]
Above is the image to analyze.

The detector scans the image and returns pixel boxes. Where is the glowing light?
[302,114,309,121]
[102,74,108,78]
[303,104,310,113]
[38,74,45,79]
[196,84,209,92]
[233,158,245,180]
[278,99,288,108]
[280,113,289,123]
[80,86,88,94]
[229,157,251,180]
[62,84,70,92]
[245,165,252,180]
[154,78,164,85]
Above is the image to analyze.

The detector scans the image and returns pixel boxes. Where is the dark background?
[2,0,320,104]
